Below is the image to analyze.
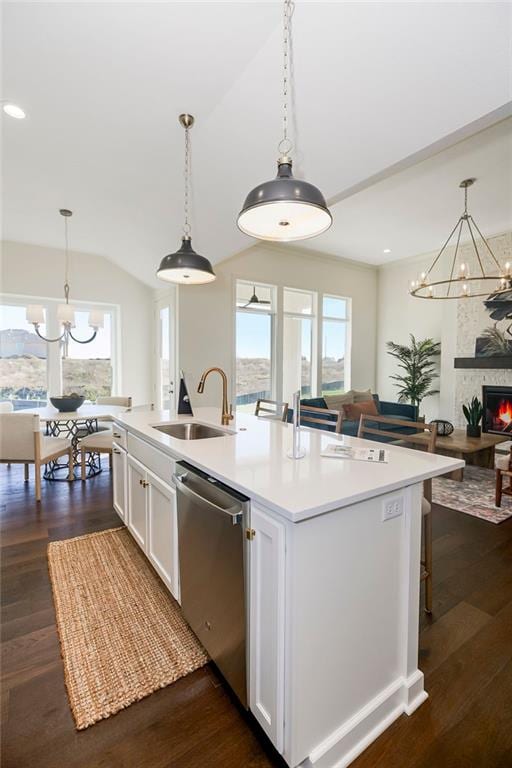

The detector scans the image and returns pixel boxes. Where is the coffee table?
[412,428,509,481]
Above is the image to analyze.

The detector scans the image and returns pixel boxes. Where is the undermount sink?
[152,422,231,440]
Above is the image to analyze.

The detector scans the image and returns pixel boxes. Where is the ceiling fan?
[241,286,271,309]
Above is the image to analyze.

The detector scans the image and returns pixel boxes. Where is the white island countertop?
[114,407,464,522]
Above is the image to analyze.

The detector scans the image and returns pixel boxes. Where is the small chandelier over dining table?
[409,178,512,300]
[26,209,104,356]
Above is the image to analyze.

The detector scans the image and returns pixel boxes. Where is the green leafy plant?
[386,335,441,408]
[462,396,483,427]
[481,326,512,357]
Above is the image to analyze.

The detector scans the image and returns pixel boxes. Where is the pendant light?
[409,179,512,300]
[157,114,216,284]
[237,0,332,242]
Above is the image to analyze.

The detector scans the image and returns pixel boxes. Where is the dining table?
[21,404,128,480]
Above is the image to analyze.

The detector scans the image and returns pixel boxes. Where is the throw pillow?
[344,399,379,421]
[324,391,354,414]
[352,388,373,403]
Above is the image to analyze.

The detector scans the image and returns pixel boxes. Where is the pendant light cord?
[64,214,70,303]
[278,0,293,158]
[183,124,191,237]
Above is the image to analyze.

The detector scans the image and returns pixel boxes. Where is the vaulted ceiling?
[2,1,511,285]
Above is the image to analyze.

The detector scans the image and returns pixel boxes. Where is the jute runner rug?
[48,526,208,730]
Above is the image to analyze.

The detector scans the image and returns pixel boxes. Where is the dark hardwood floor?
[1,464,511,768]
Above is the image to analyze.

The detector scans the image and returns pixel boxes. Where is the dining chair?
[495,446,512,507]
[79,430,113,480]
[255,398,289,422]
[94,396,132,430]
[299,405,342,433]
[96,396,133,407]
[0,413,73,501]
[358,414,438,614]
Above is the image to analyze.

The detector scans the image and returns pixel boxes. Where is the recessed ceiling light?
[383,248,391,254]
[3,103,26,119]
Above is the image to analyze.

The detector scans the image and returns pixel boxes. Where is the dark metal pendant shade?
[157,236,216,284]
[237,159,332,242]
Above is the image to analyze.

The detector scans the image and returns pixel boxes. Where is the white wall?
[178,242,378,409]
[377,231,511,422]
[1,240,155,405]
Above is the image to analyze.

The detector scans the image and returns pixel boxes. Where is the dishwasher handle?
[172,473,243,525]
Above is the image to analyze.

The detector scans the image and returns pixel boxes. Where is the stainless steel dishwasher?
[173,461,250,707]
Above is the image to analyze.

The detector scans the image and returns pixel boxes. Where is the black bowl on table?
[50,396,85,412]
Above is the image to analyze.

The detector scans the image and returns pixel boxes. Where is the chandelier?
[409,178,511,300]
[26,209,104,356]
[237,0,332,242]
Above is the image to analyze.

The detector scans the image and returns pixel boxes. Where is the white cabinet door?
[249,505,286,753]
[127,455,147,550]
[112,444,127,522]
[147,470,179,600]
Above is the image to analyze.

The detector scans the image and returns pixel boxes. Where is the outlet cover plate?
[382,496,404,522]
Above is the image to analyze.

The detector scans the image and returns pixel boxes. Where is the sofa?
[288,389,420,442]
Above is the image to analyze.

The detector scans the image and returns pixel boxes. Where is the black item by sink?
[177,371,193,416]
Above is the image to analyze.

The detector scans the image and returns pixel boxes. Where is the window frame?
[282,287,317,401]
[233,279,277,408]
[319,293,351,396]
[0,292,120,403]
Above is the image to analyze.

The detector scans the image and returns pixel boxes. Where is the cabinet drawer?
[112,423,127,449]
[127,433,175,484]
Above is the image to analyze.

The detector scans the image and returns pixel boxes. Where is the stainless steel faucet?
[197,367,234,426]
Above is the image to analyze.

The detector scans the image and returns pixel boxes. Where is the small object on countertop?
[177,371,194,416]
[429,419,454,436]
[287,390,306,459]
[321,444,389,463]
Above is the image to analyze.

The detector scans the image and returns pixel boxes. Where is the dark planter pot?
[466,424,481,438]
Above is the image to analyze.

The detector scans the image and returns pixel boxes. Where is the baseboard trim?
[301,671,427,768]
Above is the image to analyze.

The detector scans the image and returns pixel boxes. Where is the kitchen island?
[111,407,463,768]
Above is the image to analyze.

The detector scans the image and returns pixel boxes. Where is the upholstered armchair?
[0,413,73,501]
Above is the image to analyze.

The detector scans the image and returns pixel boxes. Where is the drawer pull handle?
[113,432,121,439]
[113,448,121,454]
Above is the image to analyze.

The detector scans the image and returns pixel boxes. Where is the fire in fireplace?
[482,385,512,434]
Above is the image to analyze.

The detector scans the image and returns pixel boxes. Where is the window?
[0,296,118,408]
[321,295,350,395]
[282,288,315,403]
[235,281,275,410]
[62,310,113,402]
[233,285,351,410]
[0,302,48,409]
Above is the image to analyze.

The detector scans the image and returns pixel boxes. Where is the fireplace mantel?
[454,357,512,370]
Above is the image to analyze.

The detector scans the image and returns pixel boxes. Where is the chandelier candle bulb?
[26,305,45,325]
[57,303,76,326]
[88,310,105,329]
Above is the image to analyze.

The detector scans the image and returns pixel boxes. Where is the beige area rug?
[48,527,208,730]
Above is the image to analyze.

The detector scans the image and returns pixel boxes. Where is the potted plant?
[462,396,483,438]
[386,335,441,415]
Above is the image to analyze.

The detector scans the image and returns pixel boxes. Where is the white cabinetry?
[249,504,286,753]
[126,452,179,601]
[112,443,127,521]
[127,455,148,550]
[147,470,178,596]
